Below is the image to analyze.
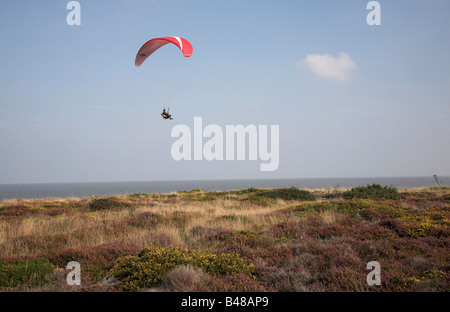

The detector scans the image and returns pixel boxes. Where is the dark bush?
[343,184,401,200]
[88,197,124,211]
[252,187,315,201]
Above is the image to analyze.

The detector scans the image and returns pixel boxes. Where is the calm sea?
[0,176,449,200]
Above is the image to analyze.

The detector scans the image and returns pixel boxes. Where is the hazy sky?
[1,0,449,184]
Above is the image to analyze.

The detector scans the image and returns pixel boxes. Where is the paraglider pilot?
[161,108,173,120]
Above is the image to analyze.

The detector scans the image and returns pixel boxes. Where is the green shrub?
[88,197,123,211]
[251,187,315,202]
[0,258,55,289]
[343,184,401,200]
[111,246,255,291]
[236,187,260,195]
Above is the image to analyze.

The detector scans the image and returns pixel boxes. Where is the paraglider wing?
[135,36,193,67]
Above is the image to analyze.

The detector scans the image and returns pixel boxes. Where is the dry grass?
[160,264,210,292]
[0,191,292,257]
[397,185,450,194]
[2,186,448,257]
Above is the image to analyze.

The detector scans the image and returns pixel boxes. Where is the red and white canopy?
[135,36,193,67]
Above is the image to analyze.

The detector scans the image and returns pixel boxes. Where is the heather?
[0,185,449,292]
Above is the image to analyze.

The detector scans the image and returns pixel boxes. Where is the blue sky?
[0,0,449,184]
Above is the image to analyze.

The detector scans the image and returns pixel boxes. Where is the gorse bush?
[392,206,450,238]
[343,184,401,200]
[292,201,450,238]
[111,246,255,291]
[0,258,55,289]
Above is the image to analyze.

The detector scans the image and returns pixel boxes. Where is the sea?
[0,176,448,200]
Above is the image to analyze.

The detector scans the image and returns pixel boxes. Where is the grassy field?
[0,185,449,292]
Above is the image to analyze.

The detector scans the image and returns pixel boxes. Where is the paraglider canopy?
[135,36,193,67]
